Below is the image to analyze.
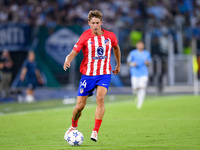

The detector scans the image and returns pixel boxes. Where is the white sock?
[137,89,146,109]
[26,95,35,103]
[71,126,77,130]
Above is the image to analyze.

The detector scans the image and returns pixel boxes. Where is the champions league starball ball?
[66,130,84,146]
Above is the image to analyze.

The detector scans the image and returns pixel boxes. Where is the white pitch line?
[0,100,134,117]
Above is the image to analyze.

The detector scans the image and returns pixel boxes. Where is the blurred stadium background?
[0,0,200,102]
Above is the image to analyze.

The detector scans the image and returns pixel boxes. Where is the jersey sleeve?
[147,52,152,62]
[24,60,28,68]
[111,32,118,47]
[72,33,85,53]
[127,52,132,62]
[35,61,39,70]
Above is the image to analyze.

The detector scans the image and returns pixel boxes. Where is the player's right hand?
[130,62,137,67]
[63,61,71,71]
[20,75,24,81]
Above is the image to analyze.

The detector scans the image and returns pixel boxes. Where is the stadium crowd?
[0,0,200,30]
[1,0,200,101]
[1,0,200,54]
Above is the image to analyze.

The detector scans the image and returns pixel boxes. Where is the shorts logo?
[80,88,84,94]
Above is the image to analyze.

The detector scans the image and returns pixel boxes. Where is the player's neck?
[92,29,104,36]
[138,49,143,52]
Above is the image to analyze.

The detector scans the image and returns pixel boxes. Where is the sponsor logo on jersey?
[97,47,104,56]
[92,47,107,60]
[92,56,107,60]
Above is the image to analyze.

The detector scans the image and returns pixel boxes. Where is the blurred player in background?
[0,49,13,98]
[127,41,151,109]
[20,51,43,103]
[63,10,121,142]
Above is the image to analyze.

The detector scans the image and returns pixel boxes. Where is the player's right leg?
[64,96,88,140]
[131,76,137,94]
[131,76,139,105]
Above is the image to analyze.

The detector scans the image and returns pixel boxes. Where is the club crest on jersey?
[104,39,110,45]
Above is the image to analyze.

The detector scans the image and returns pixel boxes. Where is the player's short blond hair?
[88,10,103,21]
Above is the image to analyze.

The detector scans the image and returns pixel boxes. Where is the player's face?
[28,52,35,62]
[137,42,144,51]
[88,17,102,35]
[2,50,9,57]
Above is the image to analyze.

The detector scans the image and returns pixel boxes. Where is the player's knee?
[96,95,104,102]
[96,95,105,108]
[139,87,146,90]
[76,103,85,111]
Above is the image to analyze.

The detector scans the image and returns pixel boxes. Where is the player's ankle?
[71,126,77,129]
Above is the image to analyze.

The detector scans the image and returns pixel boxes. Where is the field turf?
[0,95,200,150]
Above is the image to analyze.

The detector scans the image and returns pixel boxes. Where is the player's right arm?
[20,67,27,81]
[63,31,87,71]
[127,52,137,67]
[127,61,137,67]
[63,50,78,71]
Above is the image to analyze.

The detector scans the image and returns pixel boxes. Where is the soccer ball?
[66,130,84,146]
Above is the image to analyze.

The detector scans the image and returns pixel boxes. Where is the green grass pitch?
[0,94,200,150]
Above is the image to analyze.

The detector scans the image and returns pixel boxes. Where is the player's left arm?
[112,44,121,75]
[35,69,43,84]
[127,53,137,67]
[145,52,152,66]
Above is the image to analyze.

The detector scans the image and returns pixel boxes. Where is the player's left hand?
[145,60,150,66]
[38,77,43,85]
[112,65,120,75]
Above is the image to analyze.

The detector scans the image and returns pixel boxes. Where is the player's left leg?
[26,88,35,103]
[137,76,148,109]
[91,86,107,142]
[137,88,146,109]
[95,86,107,119]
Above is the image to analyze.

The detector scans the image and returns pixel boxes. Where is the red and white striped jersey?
[73,29,118,76]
